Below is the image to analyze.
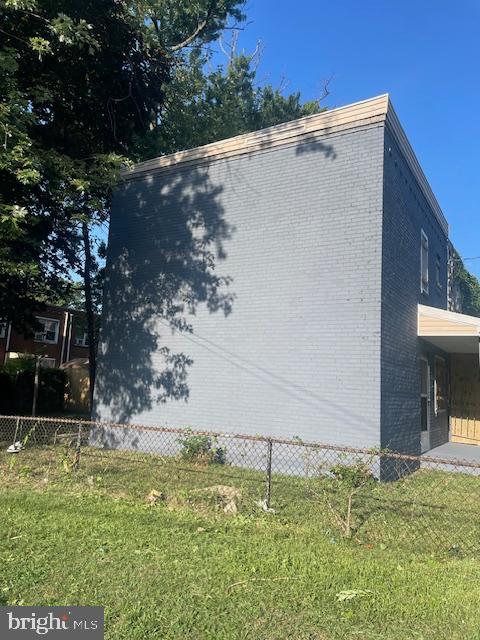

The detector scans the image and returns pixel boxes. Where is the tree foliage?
[451,250,480,317]
[1,2,321,404]
[138,44,323,159]
[0,0,245,328]
[1,0,246,403]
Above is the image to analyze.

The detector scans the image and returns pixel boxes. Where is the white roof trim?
[122,93,448,235]
[419,304,480,332]
[123,94,389,179]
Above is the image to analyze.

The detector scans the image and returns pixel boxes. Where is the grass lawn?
[1,445,480,639]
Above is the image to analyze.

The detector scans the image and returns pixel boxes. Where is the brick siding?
[95,123,385,447]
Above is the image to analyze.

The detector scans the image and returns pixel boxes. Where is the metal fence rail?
[1,415,480,553]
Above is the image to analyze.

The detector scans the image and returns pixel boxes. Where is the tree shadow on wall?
[295,133,337,160]
[94,163,235,425]
[94,126,339,437]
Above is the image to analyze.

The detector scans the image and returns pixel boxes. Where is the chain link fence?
[1,415,480,553]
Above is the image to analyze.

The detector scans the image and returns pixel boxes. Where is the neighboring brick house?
[0,306,93,368]
[94,95,480,456]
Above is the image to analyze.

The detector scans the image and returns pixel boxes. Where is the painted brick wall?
[381,128,449,454]
[94,123,385,447]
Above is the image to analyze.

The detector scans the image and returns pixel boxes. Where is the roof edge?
[121,94,389,179]
[419,304,480,328]
[385,100,449,235]
[121,93,449,237]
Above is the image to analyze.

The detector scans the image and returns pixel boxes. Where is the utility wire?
[452,255,480,263]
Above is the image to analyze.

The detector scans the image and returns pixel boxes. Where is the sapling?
[329,459,377,538]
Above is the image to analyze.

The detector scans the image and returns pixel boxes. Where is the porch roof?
[418,304,480,354]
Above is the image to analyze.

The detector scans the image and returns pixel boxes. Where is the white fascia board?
[121,94,389,180]
[419,304,480,332]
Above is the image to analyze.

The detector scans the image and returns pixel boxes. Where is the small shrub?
[178,433,226,465]
[329,462,375,488]
[328,459,377,538]
[2,355,36,376]
[59,439,80,474]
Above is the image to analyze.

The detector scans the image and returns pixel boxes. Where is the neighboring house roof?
[418,304,480,354]
[122,94,448,235]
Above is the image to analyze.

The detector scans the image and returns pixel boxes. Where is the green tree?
[138,41,323,159]
[451,250,480,317]
[1,4,319,406]
[1,0,245,402]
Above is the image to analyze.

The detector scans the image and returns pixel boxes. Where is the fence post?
[264,438,273,510]
[72,422,82,472]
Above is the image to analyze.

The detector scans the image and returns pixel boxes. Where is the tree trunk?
[82,222,96,413]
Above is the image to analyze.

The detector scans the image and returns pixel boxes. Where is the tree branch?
[169,2,217,52]
[0,26,30,46]
[319,75,334,103]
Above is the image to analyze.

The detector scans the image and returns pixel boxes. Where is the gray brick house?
[94,95,480,456]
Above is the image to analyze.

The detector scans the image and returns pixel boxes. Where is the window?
[74,318,89,347]
[75,333,88,347]
[40,358,56,369]
[434,356,448,414]
[420,230,429,294]
[435,256,442,289]
[34,317,60,344]
[0,321,6,339]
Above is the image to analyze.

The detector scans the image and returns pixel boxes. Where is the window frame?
[39,357,56,369]
[73,318,89,347]
[434,355,448,415]
[74,332,89,347]
[34,317,60,344]
[420,230,429,295]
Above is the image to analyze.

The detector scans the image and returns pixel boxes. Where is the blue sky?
[226,0,480,276]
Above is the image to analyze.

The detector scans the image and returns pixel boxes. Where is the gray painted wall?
[381,128,449,454]
[94,123,385,448]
